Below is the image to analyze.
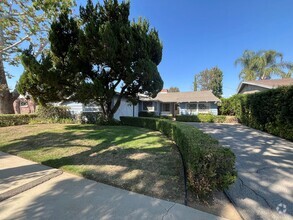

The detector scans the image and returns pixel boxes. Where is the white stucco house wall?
[57,89,220,120]
[57,96,138,120]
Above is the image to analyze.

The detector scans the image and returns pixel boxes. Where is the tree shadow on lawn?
[0,124,185,204]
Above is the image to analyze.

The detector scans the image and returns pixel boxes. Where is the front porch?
[139,101,179,117]
[139,101,217,117]
[159,102,179,117]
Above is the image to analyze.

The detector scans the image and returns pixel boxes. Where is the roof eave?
[237,81,273,94]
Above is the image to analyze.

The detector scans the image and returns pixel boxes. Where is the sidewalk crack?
[161,203,176,220]
[238,177,271,208]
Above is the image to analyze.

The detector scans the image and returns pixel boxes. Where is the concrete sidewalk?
[0,152,226,220]
[0,152,62,201]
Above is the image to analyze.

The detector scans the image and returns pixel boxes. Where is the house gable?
[237,78,293,94]
[238,84,269,94]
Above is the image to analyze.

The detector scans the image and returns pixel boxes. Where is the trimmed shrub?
[138,111,173,119]
[29,117,74,124]
[120,116,237,197]
[80,112,120,125]
[37,105,72,120]
[220,86,293,140]
[239,86,293,141]
[152,115,173,120]
[138,111,156,117]
[176,114,237,123]
[175,115,200,122]
[198,114,215,122]
[0,114,37,127]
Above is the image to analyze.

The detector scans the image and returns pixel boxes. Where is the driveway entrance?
[188,123,293,220]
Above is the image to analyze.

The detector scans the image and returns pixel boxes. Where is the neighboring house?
[139,90,220,116]
[237,78,293,94]
[13,95,36,114]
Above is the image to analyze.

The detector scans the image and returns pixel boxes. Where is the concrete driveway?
[187,123,293,220]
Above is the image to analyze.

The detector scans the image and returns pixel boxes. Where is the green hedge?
[0,114,37,127]
[37,105,72,119]
[176,114,237,123]
[79,112,120,125]
[138,111,156,117]
[120,116,237,196]
[240,86,293,141]
[220,86,293,141]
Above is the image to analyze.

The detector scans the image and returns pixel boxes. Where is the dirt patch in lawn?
[0,124,184,204]
[0,124,241,219]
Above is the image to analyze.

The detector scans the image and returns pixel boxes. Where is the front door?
[174,103,179,116]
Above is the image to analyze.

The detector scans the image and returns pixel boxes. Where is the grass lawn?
[0,124,184,203]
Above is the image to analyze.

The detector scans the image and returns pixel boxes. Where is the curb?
[0,169,63,202]
[224,189,245,220]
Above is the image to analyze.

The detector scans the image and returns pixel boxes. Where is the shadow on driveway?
[187,122,293,220]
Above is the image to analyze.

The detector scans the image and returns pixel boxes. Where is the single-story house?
[57,95,139,120]
[237,78,293,94]
[15,90,220,119]
[138,90,220,116]
[58,90,220,119]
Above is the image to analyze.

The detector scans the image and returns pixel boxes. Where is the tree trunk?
[0,24,18,114]
[105,101,114,120]
[0,56,15,114]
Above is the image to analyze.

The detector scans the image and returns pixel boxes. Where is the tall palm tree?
[235,50,290,81]
[235,50,258,81]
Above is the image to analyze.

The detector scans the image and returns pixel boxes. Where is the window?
[83,103,102,112]
[187,103,197,114]
[187,103,197,109]
[20,101,28,107]
[198,103,210,112]
[162,103,170,112]
[143,102,154,111]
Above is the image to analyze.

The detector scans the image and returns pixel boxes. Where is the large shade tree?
[194,67,223,98]
[18,0,164,120]
[0,0,75,113]
[235,50,293,81]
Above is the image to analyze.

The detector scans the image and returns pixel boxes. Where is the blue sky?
[6,0,293,97]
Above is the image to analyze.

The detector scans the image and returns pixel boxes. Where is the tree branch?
[0,35,30,53]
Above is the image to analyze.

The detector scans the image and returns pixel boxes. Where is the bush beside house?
[175,114,237,123]
[220,86,293,141]
[120,116,237,196]
[0,114,37,127]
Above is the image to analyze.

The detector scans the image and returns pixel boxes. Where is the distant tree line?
[168,86,180,92]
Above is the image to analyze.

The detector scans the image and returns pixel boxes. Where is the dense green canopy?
[194,67,223,98]
[18,0,163,119]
